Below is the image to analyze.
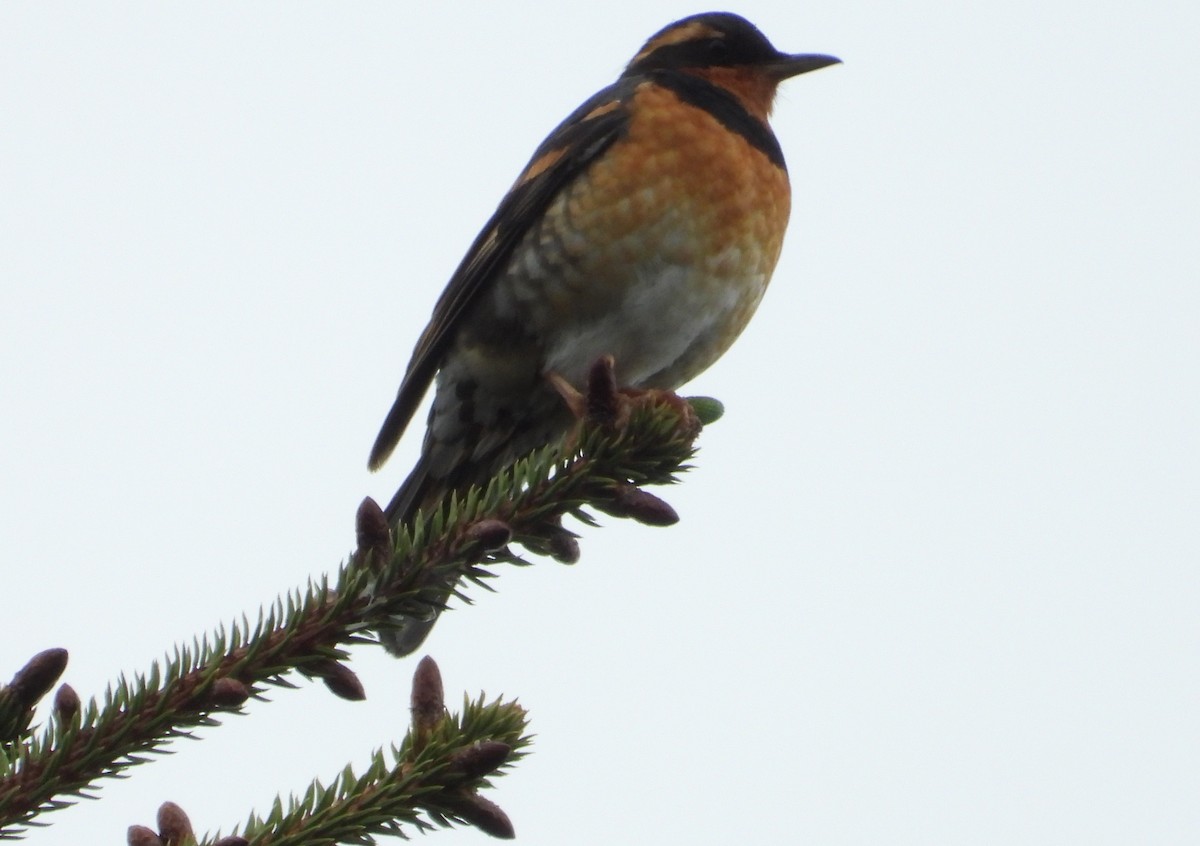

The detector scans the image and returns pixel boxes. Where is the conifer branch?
[125,658,530,844]
[0,376,711,838]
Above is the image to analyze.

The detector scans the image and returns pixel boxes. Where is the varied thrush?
[369,12,839,655]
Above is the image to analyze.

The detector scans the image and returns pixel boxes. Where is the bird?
[368,12,838,655]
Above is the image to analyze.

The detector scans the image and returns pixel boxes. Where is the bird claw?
[544,370,587,419]
[545,355,701,439]
[545,355,633,432]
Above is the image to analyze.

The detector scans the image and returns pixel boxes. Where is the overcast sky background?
[2,2,1197,844]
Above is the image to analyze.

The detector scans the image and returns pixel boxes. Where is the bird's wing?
[368,81,634,470]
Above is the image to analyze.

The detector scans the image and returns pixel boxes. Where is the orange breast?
[496,79,793,389]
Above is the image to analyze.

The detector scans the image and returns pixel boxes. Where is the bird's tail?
[383,453,435,526]
[377,455,446,657]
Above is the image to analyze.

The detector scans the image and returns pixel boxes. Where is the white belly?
[541,245,771,390]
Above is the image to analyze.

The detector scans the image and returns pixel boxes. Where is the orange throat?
[688,66,779,122]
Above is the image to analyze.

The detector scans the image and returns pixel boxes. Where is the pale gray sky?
[2,2,1197,844]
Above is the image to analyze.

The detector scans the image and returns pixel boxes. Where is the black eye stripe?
[628,36,777,73]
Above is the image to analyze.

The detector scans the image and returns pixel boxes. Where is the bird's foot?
[546,355,701,439]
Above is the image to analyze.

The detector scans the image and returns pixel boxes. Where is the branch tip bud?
[356,497,392,566]
[586,354,620,427]
[437,791,515,839]
[53,683,80,722]
[127,825,163,846]
[547,530,581,564]
[612,484,679,526]
[207,677,251,709]
[466,518,513,552]
[156,801,194,846]
[410,655,445,735]
[685,395,725,425]
[9,648,68,707]
[450,740,513,780]
[316,661,366,702]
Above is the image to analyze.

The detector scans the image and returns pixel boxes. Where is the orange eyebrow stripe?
[630,21,723,64]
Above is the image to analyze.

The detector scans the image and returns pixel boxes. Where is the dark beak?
[769,53,842,80]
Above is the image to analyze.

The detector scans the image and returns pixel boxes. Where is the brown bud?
[315,661,366,702]
[410,655,445,736]
[466,519,513,552]
[437,792,515,840]
[9,648,68,707]
[355,497,391,567]
[603,484,679,526]
[156,801,194,846]
[449,741,512,780]
[53,683,80,722]
[547,529,580,564]
[207,677,250,709]
[127,825,163,846]
[0,694,31,743]
[586,354,620,427]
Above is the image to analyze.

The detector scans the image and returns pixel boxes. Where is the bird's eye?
[704,38,730,62]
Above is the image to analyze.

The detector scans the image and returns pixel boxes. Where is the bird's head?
[623,12,840,120]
